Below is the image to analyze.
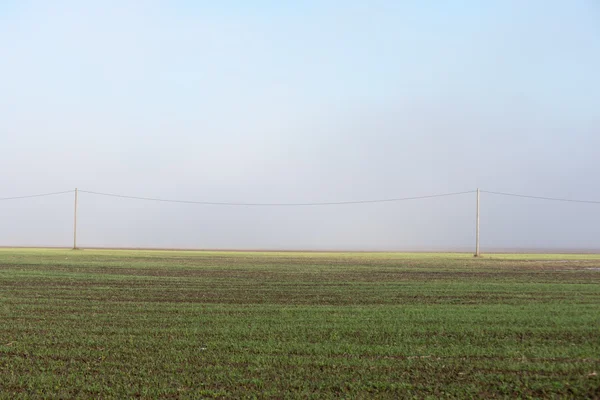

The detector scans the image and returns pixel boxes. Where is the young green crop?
[0,249,598,398]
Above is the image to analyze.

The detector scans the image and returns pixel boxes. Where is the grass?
[0,249,599,399]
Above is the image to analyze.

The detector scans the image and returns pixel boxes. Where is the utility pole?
[73,188,78,250]
[475,188,480,257]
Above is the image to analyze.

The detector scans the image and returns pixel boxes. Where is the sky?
[0,0,599,251]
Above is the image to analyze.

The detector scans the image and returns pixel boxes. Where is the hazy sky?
[1,0,599,250]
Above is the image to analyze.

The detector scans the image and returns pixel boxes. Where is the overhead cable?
[482,190,600,205]
[0,190,74,201]
[78,189,476,207]
[4,189,598,206]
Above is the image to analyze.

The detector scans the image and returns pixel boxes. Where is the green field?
[0,249,599,399]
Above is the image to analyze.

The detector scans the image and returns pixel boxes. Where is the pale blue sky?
[1,1,599,250]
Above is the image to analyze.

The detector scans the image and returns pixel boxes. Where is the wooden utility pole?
[73,188,78,250]
[475,188,480,257]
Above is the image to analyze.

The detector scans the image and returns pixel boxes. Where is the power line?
[3,188,598,206]
[482,190,600,205]
[79,189,476,207]
[0,190,74,201]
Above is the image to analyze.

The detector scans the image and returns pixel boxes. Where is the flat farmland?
[0,249,599,399]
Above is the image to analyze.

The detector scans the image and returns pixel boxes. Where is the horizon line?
[2,245,600,255]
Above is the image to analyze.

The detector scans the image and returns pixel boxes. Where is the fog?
[1,1,599,251]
